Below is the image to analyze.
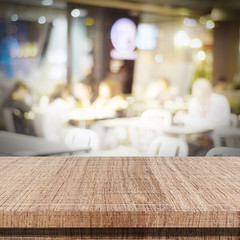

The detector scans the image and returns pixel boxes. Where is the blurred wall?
[213,21,240,84]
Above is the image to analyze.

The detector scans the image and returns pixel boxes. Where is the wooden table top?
[0,156,239,228]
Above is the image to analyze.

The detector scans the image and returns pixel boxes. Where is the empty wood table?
[0,156,239,239]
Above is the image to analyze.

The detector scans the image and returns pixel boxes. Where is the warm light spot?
[84,17,94,26]
[174,30,190,47]
[199,16,207,25]
[190,38,202,48]
[197,50,206,61]
[206,20,215,29]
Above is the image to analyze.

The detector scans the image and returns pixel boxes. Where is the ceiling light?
[71,9,80,18]
[42,0,53,6]
[183,18,196,27]
[206,20,215,29]
[11,14,18,22]
[38,16,46,24]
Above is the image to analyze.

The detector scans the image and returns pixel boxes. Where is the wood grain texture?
[0,156,239,229]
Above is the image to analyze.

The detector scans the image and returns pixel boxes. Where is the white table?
[96,117,214,137]
[94,117,215,151]
[66,108,116,121]
[163,124,214,140]
[0,131,89,156]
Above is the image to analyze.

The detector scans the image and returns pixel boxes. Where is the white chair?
[129,109,172,152]
[206,147,240,156]
[64,128,99,151]
[212,127,240,148]
[148,136,189,156]
[230,113,239,127]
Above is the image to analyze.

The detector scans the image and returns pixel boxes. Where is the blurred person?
[107,62,134,94]
[90,78,128,149]
[174,78,230,127]
[189,78,230,127]
[73,81,92,108]
[145,77,179,103]
[92,78,128,113]
[174,78,231,155]
[3,81,36,135]
[38,83,76,141]
[49,83,76,107]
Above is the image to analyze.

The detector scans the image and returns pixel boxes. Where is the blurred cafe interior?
[0,0,240,157]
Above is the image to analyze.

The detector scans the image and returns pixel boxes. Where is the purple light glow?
[110,18,136,53]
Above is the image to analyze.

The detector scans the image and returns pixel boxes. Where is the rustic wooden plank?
[0,156,239,228]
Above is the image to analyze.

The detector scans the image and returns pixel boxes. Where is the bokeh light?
[206,20,215,29]
[155,54,164,63]
[199,16,207,25]
[110,18,136,52]
[71,9,80,18]
[84,17,94,26]
[41,0,53,6]
[11,14,18,22]
[190,38,202,48]
[174,30,190,47]
[197,50,206,61]
[183,18,196,27]
[38,16,46,24]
